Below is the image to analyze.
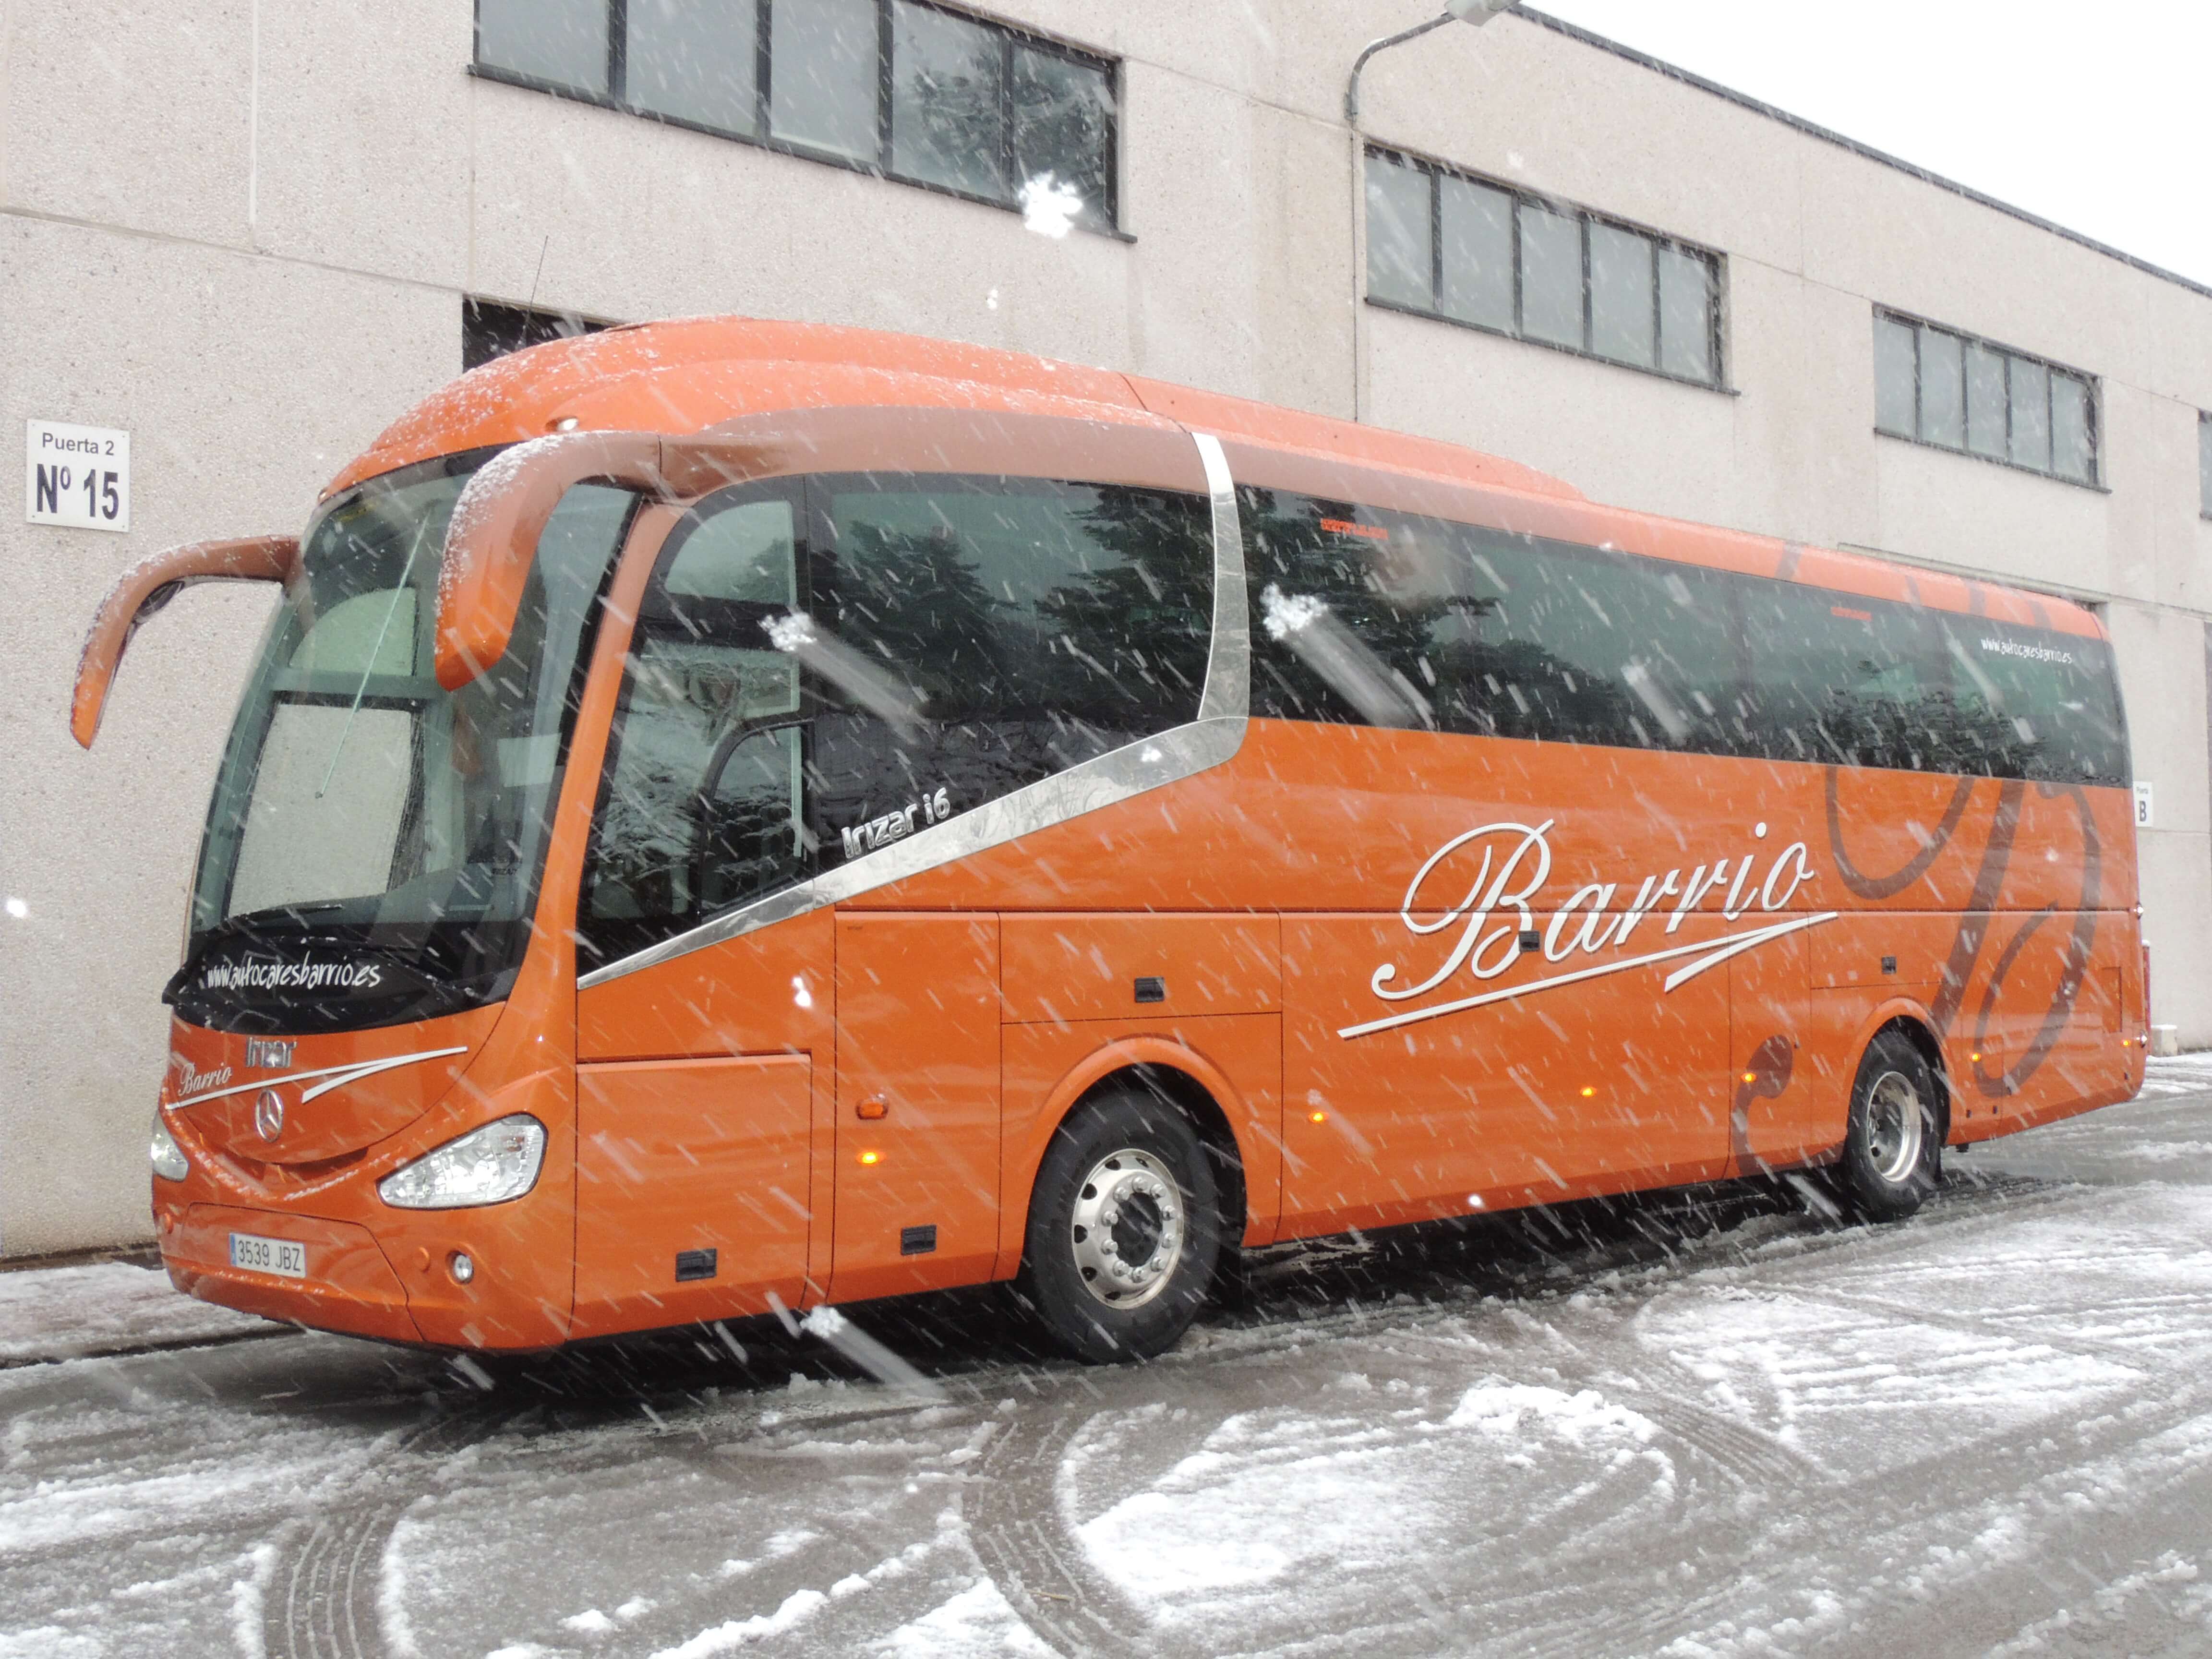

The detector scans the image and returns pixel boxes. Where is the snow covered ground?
[5,1063,2212,1657]
[0,1261,265,1368]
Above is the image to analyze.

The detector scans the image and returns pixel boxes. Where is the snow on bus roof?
[326,314,2104,643]
[330,314,1587,504]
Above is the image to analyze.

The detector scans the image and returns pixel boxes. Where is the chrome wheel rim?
[1865,1070,1925,1185]
[1070,1148,1185,1309]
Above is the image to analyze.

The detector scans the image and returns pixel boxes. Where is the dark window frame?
[1873,306,2105,491]
[1363,145,1729,393]
[2199,410,2212,521]
[1237,483,2128,789]
[470,0,1124,237]
[462,297,622,371]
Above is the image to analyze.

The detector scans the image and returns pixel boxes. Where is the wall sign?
[25,421,131,532]
[2135,781,2154,828]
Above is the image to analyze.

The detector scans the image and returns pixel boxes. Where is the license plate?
[228,1232,307,1279]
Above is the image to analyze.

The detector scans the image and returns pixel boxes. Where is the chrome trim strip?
[579,716,1247,986]
[1192,432,1250,723]
[169,1045,471,1108]
[577,431,1252,989]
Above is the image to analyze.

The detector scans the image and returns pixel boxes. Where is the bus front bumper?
[162,1202,424,1346]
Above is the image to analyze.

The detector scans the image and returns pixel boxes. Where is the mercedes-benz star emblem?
[254,1089,285,1141]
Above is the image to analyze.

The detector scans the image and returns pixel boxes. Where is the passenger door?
[571,482,829,1335]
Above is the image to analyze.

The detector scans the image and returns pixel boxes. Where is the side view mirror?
[71,535,298,748]
[435,431,769,691]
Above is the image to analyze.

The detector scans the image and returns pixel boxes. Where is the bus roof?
[330,315,1585,505]
[327,314,2104,643]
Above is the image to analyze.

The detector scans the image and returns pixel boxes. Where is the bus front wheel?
[1019,1086,1223,1363]
[1838,1029,1944,1222]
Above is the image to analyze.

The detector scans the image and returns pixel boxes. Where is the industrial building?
[4,0,2208,1252]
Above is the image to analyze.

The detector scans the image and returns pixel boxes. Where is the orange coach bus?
[73,316,2145,1363]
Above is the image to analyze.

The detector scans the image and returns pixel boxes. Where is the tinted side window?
[1454,529,1739,752]
[1738,583,1944,771]
[1936,618,2128,787]
[810,475,1214,868]
[1241,489,1442,728]
[1241,489,1738,752]
[1239,486,2124,788]
[580,490,808,967]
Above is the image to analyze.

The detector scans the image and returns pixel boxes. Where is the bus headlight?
[378,1115,546,1210]
[151,1113,189,1182]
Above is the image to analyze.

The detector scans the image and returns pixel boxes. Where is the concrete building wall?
[1,0,2206,1252]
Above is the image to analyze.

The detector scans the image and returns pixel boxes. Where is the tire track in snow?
[967,1401,1163,1657]
[225,1142,2212,1656]
[265,1387,988,1658]
[268,1407,508,1659]
[956,1325,1829,1658]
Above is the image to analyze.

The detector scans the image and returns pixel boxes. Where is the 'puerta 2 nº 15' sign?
[25,420,130,532]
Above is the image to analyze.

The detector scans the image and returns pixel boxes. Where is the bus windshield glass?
[171,454,631,1033]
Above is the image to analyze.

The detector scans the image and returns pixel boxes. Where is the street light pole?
[1346,0,1516,422]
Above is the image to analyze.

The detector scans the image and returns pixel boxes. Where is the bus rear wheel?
[1838,1029,1943,1222]
[1019,1086,1223,1364]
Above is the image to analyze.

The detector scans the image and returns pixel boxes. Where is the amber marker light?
[858,1150,881,1166]
[1310,1110,1328,1124]
[1742,1072,1757,1084]
[1580,1086,1597,1098]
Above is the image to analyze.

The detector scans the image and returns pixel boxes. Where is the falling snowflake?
[762,613,818,653]
[1019,173,1083,239]
[1260,583,1330,640]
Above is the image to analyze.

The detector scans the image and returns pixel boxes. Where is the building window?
[463,299,619,371]
[2200,411,2212,518]
[1363,148,1723,389]
[1874,310,2099,486]
[474,0,1118,233]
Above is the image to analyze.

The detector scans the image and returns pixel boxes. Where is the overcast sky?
[1525,0,2212,289]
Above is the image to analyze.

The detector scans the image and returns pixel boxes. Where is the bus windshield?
[170,453,632,1034]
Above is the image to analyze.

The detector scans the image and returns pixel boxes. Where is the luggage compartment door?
[831,913,1002,1302]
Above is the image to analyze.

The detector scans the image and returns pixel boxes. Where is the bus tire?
[1838,1029,1943,1222]
[1019,1087,1223,1364]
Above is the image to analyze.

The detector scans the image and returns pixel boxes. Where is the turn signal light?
[1741,1071,1757,1084]
[1579,1086,1597,1098]
[858,1150,881,1166]
[1309,1110,1327,1124]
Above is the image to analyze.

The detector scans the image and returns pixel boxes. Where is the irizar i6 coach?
[74,317,2146,1363]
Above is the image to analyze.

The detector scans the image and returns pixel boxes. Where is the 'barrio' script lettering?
[1339,820,1835,1040]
